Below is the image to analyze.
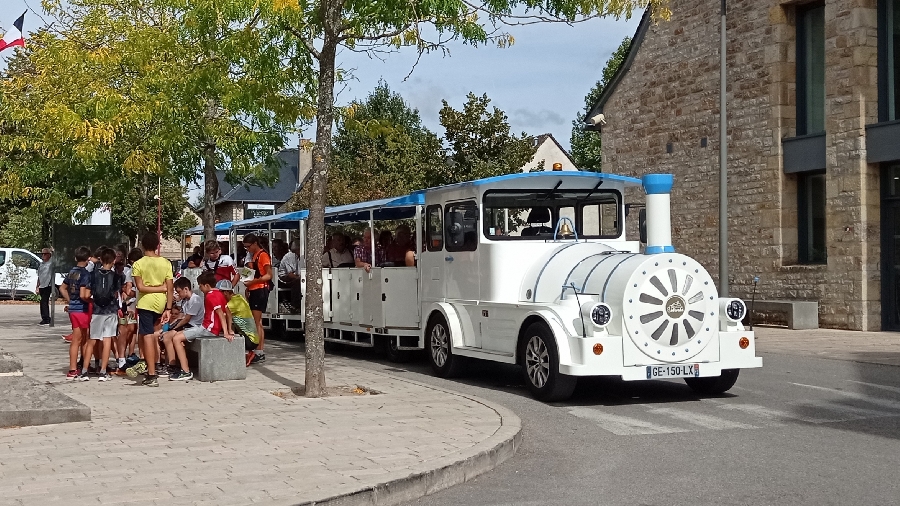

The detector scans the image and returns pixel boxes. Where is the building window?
[797,3,825,135]
[880,0,900,121]
[798,171,827,264]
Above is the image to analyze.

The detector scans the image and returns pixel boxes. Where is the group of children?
[60,232,264,387]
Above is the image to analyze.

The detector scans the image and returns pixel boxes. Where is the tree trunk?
[203,142,218,242]
[304,24,340,398]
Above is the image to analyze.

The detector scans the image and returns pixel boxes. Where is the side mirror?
[639,209,647,244]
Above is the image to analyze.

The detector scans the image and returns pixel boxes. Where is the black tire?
[519,322,577,402]
[684,368,740,395]
[382,336,412,363]
[425,313,464,378]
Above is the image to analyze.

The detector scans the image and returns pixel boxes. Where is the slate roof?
[583,8,653,130]
[214,149,299,204]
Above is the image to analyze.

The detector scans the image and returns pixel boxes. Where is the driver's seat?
[521,207,553,236]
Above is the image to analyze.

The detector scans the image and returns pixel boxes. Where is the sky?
[1,2,640,152]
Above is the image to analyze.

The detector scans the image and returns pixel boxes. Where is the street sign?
[244,203,275,219]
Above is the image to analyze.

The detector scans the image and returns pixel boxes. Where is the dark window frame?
[798,170,827,265]
[878,0,900,122]
[444,200,479,253]
[425,204,443,252]
[481,189,623,241]
[797,2,826,136]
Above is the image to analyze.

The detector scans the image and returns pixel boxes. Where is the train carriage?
[187,171,762,402]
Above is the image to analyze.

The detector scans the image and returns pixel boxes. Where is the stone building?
[214,147,312,222]
[586,1,900,331]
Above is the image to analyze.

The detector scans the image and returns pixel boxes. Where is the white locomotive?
[188,171,762,402]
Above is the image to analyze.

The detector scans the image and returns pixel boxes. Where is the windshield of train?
[482,189,622,240]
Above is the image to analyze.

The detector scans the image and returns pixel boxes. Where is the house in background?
[214,147,313,222]
[522,133,579,172]
[586,1,900,331]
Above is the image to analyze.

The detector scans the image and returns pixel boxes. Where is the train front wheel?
[519,322,577,402]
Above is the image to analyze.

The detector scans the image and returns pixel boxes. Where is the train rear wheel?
[519,322,576,402]
[684,369,740,395]
[382,337,412,363]
[426,314,464,378]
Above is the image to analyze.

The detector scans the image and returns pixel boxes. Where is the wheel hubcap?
[430,324,449,367]
[525,335,549,388]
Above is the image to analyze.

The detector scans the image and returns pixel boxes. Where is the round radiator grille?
[621,255,717,362]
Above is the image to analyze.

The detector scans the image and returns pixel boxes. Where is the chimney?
[297,139,313,190]
[641,174,675,254]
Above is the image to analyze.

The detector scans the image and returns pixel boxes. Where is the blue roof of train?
[429,171,642,191]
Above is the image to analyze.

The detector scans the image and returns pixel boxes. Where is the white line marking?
[646,406,758,430]
[846,380,900,396]
[714,403,834,424]
[0,371,23,377]
[791,383,900,411]
[569,407,690,436]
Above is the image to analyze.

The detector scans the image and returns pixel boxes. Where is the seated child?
[161,277,204,374]
[217,280,261,366]
[165,270,233,382]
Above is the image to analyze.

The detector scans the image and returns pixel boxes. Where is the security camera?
[588,113,606,126]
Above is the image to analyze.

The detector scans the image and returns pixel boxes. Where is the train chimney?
[641,174,675,254]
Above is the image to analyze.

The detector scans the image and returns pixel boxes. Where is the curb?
[295,371,523,506]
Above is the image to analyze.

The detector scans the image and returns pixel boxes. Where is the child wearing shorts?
[88,248,123,381]
[60,246,93,380]
[166,270,234,382]
[217,280,261,366]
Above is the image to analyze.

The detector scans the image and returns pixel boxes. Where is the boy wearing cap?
[217,280,261,366]
[166,270,233,381]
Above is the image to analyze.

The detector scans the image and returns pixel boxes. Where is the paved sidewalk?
[754,325,900,366]
[0,305,520,506]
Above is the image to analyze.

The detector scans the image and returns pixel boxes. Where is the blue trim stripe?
[532,243,581,302]
[435,171,642,193]
[580,254,621,293]
[646,245,675,254]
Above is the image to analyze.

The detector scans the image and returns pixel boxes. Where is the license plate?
[646,364,700,379]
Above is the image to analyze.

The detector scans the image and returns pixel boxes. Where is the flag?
[0,12,25,53]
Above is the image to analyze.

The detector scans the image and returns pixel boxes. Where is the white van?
[0,248,53,299]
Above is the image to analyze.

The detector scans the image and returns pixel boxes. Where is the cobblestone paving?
[0,306,507,506]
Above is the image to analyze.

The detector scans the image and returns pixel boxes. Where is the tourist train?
[184,171,762,401]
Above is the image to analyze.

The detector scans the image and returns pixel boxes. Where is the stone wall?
[600,0,881,330]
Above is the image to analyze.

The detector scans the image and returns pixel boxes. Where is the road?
[320,343,900,506]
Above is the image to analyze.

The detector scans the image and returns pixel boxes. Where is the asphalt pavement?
[325,334,900,506]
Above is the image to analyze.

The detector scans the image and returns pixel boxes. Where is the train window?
[426,205,443,251]
[483,190,621,240]
[580,200,619,237]
[445,201,478,252]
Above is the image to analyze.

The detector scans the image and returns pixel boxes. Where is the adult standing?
[242,233,272,363]
[36,248,54,325]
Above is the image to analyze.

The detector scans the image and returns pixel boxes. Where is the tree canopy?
[570,36,632,172]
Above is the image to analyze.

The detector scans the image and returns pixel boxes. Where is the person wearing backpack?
[60,246,93,380]
[242,233,272,364]
[87,248,123,381]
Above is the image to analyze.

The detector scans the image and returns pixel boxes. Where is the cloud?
[509,108,568,132]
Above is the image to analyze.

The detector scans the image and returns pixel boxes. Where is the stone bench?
[187,336,247,382]
[747,300,819,330]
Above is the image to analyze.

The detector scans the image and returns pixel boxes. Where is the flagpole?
[157,177,162,255]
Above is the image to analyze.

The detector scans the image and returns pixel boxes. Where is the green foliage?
[434,92,537,186]
[570,36,632,172]
[0,0,316,235]
[0,208,44,252]
[328,82,445,205]
[108,175,197,244]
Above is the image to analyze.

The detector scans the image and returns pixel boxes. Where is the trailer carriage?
[185,171,762,402]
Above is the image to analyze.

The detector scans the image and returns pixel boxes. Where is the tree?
[435,92,537,185]
[0,208,43,252]
[109,175,197,245]
[273,0,669,397]
[0,0,314,242]
[570,36,632,172]
[328,82,444,205]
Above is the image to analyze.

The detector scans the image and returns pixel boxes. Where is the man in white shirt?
[36,248,54,324]
[278,240,305,314]
[322,234,354,268]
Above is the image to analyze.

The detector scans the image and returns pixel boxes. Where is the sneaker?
[66,370,78,380]
[76,371,90,382]
[126,360,148,378]
[98,372,112,382]
[250,352,266,364]
[157,364,169,377]
[62,333,73,342]
[39,320,50,325]
[169,370,193,382]
[141,375,159,387]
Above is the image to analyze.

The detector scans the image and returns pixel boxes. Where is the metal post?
[719,0,729,297]
[369,210,375,278]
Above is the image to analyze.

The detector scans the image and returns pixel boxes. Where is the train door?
[420,204,446,302]
[443,200,481,348]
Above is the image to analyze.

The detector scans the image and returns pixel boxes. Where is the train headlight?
[582,302,612,327]
[720,298,747,322]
